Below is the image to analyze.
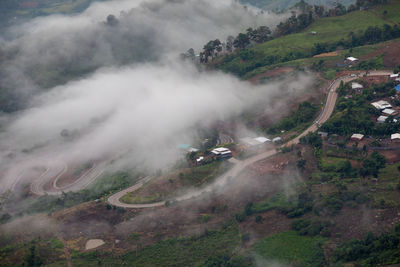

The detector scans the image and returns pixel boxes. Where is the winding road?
[1,71,392,203]
[107,70,393,208]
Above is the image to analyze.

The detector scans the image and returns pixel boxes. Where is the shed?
[318,131,328,137]
[395,84,400,92]
[390,73,399,78]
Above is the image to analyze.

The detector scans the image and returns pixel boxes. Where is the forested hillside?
[239,0,355,10]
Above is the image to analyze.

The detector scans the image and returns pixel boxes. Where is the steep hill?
[217,0,400,77]
[240,0,355,10]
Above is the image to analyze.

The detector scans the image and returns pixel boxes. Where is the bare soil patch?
[313,51,339,58]
[239,209,292,248]
[248,67,295,84]
[329,205,400,242]
[85,239,105,250]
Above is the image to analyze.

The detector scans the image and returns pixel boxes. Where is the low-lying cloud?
[0,60,313,193]
[0,0,309,194]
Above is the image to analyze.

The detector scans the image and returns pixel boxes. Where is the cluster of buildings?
[371,100,398,123]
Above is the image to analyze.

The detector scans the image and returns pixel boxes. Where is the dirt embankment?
[359,40,400,68]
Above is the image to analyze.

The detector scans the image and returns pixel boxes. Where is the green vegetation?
[235,192,314,222]
[0,238,66,267]
[27,171,139,214]
[0,0,104,28]
[55,221,242,267]
[123,225,239,266]
[121,162,229,204]
[239,0,355,10]
[216,1,400,77]
[333,224,400,266]
[267,101,318,134]
[252,231,327,266]
[180,161,228,186]
[291,219,332,237]
[321,81,399,136]
[120,190,163,204]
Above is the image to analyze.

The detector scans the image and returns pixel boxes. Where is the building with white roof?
[346,57,358,62]
[240,136,271,147]
[196,156,204,164]
[382,108,396,116]
[240,137,260,147]
[351,82,363,90]
[254,137,271,143]
[391,133,400,140]
[390,73,399,78]
[211,147,232,159]
[351,134,364,141]
[371,100,392,110]
[272,137,282,143]
[377,115,388,123]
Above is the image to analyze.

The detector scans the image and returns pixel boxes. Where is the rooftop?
[351,133,364,140]
[212,147,231,153]
[351,82,363,89]
[391,133,400,140]
[377,115,388,122]
[254,137,271,143]
[382,108,396,115]
[346,57,358,61]
[371,100,392,110]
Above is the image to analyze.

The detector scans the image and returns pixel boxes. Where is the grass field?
[180,161,226,186]
[252,231,327,266]
[373,0,400,25]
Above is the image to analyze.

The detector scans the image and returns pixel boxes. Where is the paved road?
[107,70,393,208]
[107,176,165,208]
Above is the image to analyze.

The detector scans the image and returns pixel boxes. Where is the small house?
[351,133,364,141]
[211,147,232,159]
[345,57,358,63]
[272,137,282,144]
[382,108,397,116]
[351,82,363,90]
[390,73,399,79]
[371,100,392,110]
[377,115,388,123]
[391,133,400,141]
